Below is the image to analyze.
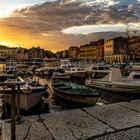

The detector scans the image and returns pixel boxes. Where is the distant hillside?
[0,45,9,49]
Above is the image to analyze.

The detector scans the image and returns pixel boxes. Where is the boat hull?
[52,87,98,105]
[53,74,70,80]
[86,80,140,94]
[4,91,45,111]
[71,72,87,78]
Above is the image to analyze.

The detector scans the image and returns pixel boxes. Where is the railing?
[0,77,25,140]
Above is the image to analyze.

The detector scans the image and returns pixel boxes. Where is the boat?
[35,66,57,76]
[59,59,75,71]
[87,65,110,76]
[52,69,70,80]
[3,61,17,74]
[1,77,47,111]
[85,68,140,94]
[65,67,87,78]
[52,80,99,105]
[130,65,140,72]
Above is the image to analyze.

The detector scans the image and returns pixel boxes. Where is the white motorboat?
[35,66,57,76]
[60,59,74,70]
[65,67,87,78]
[85,68,140,94]
[87,65,110,75]
[3,61,17,74]
[52,68,70,80]
[1,78,47,111]
[52,72,70,80]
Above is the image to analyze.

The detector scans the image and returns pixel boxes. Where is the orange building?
[104,37,128,63]
[79,39,104,60]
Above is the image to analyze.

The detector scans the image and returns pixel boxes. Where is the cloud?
[1,0,139,33]
[62,23,140,34]
[0,0,140,51]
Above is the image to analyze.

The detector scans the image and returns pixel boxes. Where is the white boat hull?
[4,91,45,111]
[86,80,140,94]
[53,73,70,80]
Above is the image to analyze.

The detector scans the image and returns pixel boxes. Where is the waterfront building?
[79,39,104,61]
[5,48,28,61]
[44,58,60,67]
[128,36,140,61]
[56,50,68,59]
[68,46,79,59]
[15,48,28,61]
[28,46,45,59]
[61,50,69,58]
[0,50,7,61]
[56,51,62,59]
[104,36,128,63]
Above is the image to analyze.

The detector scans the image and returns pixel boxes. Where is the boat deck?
[3,99,140,140]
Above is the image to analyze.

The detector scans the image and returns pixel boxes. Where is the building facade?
[28,47,45,59]
[128,36,140,61]
[104,37,128,63]
[79,39,104,60]
[15,48,28,61]
[61,50,69,58]
[0,50,7,61]
[68,46,79,59]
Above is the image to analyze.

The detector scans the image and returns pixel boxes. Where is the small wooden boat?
[1,78,47,111]
[52,81,99,105]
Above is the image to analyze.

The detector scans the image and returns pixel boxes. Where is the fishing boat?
[52,80,99,105]
[1,78,47,111]
[85,68,140,94]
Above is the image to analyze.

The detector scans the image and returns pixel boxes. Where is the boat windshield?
[98,67,105,70]
[104,67,110,70]
[92,67,98,70]
[133,74,140,79]
[92,72,109,79]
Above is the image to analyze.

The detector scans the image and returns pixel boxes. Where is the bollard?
[0,78,25,140]
[16,85,22,123]
[11,85,16,140]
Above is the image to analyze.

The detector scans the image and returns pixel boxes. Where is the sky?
[0,0,140,52]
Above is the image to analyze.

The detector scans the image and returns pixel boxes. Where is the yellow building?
[6,48,28,61]
[128,36,140,61]
[104,37,128,63]
[79,39,104,60]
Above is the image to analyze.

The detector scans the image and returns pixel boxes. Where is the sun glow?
[0,41,19,48]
